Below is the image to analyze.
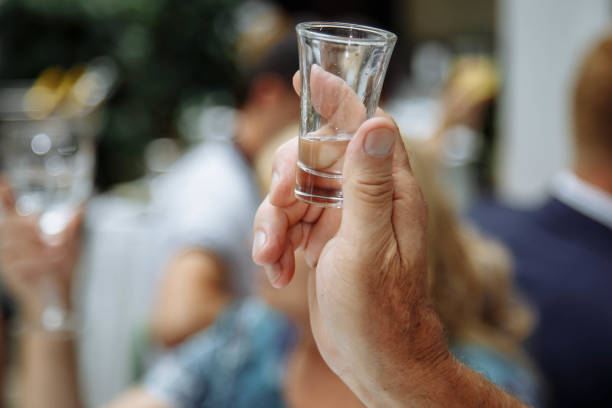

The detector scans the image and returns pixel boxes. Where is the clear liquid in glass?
[295,132,351,207]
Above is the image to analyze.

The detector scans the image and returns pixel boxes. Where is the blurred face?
[257,251,310,327]
[240,75,300,157]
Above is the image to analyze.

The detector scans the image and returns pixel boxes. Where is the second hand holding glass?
[294,22,396,207]
[1,113,94,331]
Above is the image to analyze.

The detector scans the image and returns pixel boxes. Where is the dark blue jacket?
[469,198,612,408]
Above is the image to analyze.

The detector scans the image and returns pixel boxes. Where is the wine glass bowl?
[1,90,95,330]
[1,114,94,242]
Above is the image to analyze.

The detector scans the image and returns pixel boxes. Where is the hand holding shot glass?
[294,22,396,207]
[0,108,94,332]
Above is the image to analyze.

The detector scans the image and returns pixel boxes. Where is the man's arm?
[355,314,526,408]
[429,356,525,407]
[252,103,528,407]
[373,358,526,408]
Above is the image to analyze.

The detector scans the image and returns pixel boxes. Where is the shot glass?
[294,22,396,207]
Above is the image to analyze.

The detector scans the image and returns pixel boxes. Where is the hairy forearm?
[439,357,527,408]
[386,354,525,408]
[350,308,526,408]
[21,333,82,408]
[354,350,526,408]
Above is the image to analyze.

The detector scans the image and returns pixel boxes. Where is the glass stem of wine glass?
[39,274,68,330]
[38,212,73,331]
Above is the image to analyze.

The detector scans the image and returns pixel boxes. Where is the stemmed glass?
[0,111,95,330]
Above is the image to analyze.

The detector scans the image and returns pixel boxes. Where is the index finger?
[309,65,366,133]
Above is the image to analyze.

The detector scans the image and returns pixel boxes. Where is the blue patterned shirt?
[144,299,541,407]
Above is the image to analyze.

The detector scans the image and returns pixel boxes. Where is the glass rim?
[296,21,396,46]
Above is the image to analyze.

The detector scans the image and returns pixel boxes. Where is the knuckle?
[273,144,286,165]
[350,177,394,206]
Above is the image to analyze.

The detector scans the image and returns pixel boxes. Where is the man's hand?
[252,70,526,407]
[252,65,452,402]
[0,180,82,323]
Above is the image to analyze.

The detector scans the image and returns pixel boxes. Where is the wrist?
[22,300,75,333]
[22,301,48,325]
[351,306,452,407]
[21,287,73,327]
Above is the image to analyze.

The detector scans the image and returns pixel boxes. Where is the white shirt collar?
[551,170,612,230]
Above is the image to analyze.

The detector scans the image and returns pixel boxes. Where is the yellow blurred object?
[22,65,86,119]
[54,65,87,117]
[448,56,500,103]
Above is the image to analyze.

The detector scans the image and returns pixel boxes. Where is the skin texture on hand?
[252,68,447,403]
[252,122,448,405]
[252,71,526,407]
[309,64,367,133]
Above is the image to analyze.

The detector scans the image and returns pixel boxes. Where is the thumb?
[341,116,398,241]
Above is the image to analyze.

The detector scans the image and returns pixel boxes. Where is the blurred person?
[386,52,499,210]
[119,253,363,408]
[0,124,541,407]
[0,28,300,407]
[149,28,300,348]
[469,32,612,407]
[0,14,300,407]
[70,10,300,403]
[428,56,499,154]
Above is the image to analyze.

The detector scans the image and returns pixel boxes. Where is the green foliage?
[0,0,244,188]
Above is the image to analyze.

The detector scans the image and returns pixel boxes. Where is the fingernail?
[264,263,282,287]
[252,230,267,257]
[269,171,279,193]
[364,128,395,157]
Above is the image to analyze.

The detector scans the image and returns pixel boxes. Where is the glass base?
[294,189,343,208]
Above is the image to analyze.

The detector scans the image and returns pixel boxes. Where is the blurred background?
[0,0,611,406]
[1,0,609,203]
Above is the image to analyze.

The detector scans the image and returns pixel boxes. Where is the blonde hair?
[408,140,532,352]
